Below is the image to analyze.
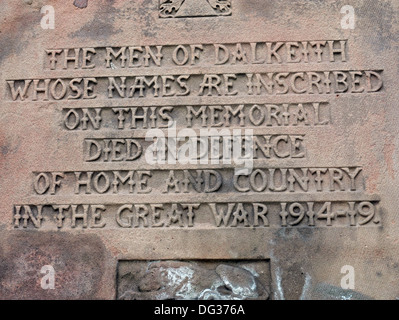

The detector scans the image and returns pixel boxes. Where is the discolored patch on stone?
[0,232,106,299]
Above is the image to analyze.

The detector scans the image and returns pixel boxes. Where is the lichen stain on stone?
[69,1,121,40]
[0,10,35,66]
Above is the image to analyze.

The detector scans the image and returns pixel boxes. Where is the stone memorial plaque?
[0,0,398,300]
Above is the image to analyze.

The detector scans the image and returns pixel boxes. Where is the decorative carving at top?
[207,0,232,15]
[159,0,232,18]
[159,0,185,18]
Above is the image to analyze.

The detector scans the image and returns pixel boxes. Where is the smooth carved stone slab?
[117,260,270,300]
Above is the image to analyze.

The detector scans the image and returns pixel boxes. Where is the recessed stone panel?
[117,260,270,300]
